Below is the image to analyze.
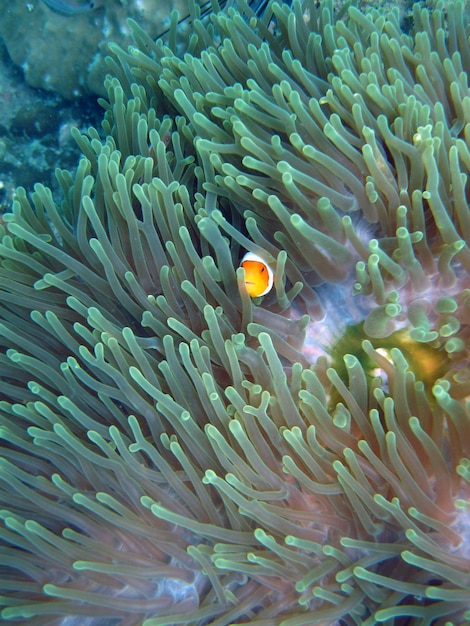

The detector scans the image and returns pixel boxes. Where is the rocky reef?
[0,0,187,98]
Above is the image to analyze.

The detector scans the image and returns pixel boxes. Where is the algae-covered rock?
[0,0,185,99]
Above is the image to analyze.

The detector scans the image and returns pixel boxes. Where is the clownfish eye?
[240,252,274,298]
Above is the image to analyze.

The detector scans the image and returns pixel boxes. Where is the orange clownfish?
[240,252,274,298]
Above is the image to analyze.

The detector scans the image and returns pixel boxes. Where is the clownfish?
[240,252,274,298]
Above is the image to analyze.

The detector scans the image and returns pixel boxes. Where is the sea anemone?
[1,0,470,624]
